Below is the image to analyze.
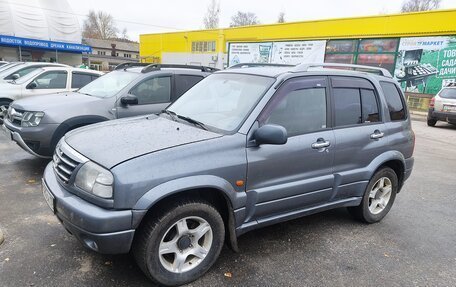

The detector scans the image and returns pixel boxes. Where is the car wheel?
[348,167,398,223]
[427,118,437,127]
[133,201,225,286]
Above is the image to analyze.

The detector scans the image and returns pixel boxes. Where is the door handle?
[311,139,330,149]
[370,130,384,139]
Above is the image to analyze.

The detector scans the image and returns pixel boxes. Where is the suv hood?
[11,92,99,112]
[65,115,222,168]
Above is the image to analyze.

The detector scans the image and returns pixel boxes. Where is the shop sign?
[228,40,326,66]
[0,34,92,53]
[395,36,456,94]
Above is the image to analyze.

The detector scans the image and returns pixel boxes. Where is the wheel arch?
[0,97,13,104]
[376,159,405,191]
[133,176,241,252]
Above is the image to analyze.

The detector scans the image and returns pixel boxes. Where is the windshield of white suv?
[78,71,138,98]
[440,88,456,99]
[168,73,274,132]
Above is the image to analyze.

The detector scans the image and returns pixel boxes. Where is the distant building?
[82,38,139,71]
[0,0,90,65]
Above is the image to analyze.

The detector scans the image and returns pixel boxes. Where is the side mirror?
[120,95,138,105]
[27,81,37,89]
[11,73,20,80]
[254,124,288,146]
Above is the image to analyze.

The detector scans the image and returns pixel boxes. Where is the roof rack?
[141,64,219,73]
[292,63,392,78]
[229,63,294,69]
[114,62,150,70]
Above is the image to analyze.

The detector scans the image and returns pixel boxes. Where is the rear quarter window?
[380,82,407,121]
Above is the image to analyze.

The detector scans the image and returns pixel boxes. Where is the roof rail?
[292,63,393,78]
[229,63,294,69]
[114,62,150,70]
[141,64,219,73]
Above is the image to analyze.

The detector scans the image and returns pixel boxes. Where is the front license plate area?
[42,179,55,213]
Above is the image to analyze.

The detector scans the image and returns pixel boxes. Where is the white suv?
[0,66,103,112]
[427,86,456,126]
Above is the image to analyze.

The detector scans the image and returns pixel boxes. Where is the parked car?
[0,61,67,84]
[2,63,215,157]
[427,86,456,126]
[41,63,414,286]
[0,66,103,113]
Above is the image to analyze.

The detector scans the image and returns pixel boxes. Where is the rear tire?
[133,200,225,286]
[427,118,437,127]
[348,167,398,223]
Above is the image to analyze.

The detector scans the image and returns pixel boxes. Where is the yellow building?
[140,9,456,95]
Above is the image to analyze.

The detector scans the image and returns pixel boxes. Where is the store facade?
[140,9,456,97]
[0,0,90,66]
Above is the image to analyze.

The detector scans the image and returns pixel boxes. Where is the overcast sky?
[66,0,456,41]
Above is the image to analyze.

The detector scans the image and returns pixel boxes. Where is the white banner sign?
[228,40,326,66]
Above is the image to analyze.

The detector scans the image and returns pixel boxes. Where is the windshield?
[14,68,44,84]
[78,71,138,98]
[168,73,274,132]
[0,63,23,74]
[440,88,456,99]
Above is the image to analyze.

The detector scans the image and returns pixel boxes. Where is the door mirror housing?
[254,124,288,146]
[11,73,20,80]
[27,81,37,89]
[121,95,138,106]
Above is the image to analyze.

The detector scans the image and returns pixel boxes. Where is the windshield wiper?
[161,109,178,122]
[176,115,208,130]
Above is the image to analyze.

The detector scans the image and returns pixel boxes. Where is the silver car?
[427,86,456,126]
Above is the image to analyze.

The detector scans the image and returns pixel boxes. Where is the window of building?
[324,38,399,74]
[191,41,216,53]
[124,53,132,58]
[380,82,406,121]
[97,50,106,56]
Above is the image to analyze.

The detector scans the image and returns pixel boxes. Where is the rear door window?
[380,82,406,121]
[72,73,95,89]
[175,75,204,99]
[332,76,381,127]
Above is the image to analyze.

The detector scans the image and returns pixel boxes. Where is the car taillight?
[429,97,435,108]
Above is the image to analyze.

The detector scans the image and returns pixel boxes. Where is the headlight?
[74,161,114,198]
[21,111,45,127]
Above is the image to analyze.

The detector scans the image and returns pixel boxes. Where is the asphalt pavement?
[0,120,455,287]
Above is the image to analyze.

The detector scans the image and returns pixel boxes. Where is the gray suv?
[2,63,215,157]
[42,63,415,286]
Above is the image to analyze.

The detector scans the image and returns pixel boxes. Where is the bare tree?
[277,12,285,23]
[401,0,441,12]
[230,11,259,27]
[82,10,119,39]
[120,27,129,40]
[203,0,220,29]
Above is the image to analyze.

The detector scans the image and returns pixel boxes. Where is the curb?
[0,228,4,245]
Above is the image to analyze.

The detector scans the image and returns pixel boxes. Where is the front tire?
[427,118,437,126]
[133,201,225,286]
[348,167,398,223]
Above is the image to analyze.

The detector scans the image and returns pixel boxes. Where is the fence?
[405,92,433,112]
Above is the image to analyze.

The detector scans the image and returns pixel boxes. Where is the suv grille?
[53,144,81,183]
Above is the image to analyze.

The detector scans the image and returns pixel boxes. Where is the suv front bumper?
[2,119,59,157]
[42,162,135,254]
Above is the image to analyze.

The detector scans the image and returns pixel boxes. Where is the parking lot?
[0,119,455,287]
